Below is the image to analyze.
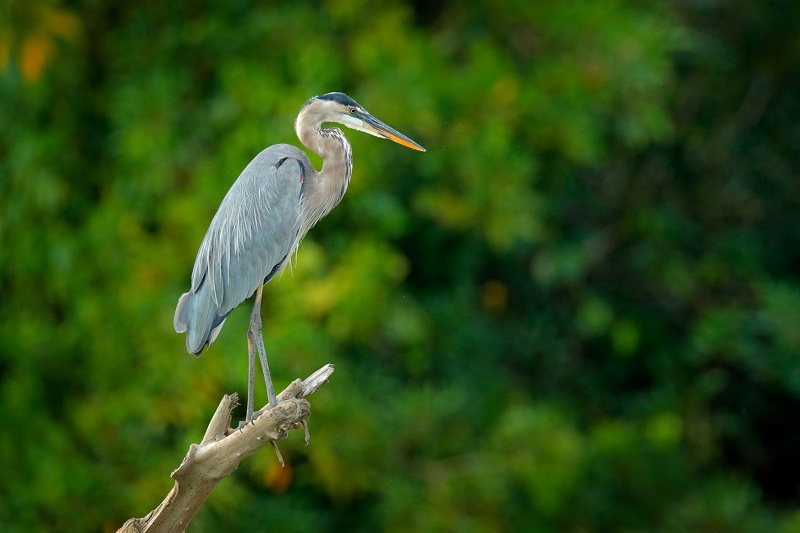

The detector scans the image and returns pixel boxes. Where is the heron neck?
[295,116,353,234]
[317,128,352,189]
[296,116,351,173]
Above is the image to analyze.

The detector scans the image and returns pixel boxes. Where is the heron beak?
[360,113,426,152]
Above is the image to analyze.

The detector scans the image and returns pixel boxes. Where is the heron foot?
[284,397,304,416]
[236,416,257,431]
[234,396,309,465]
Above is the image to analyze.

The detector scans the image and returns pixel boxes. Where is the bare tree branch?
[117,364,335,533]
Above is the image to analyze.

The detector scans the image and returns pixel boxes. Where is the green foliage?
[2,0,800,531]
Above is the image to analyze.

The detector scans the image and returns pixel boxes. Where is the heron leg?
[250,285,278,409]
[245,330,256,422]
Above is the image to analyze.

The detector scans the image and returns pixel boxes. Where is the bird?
[174,92,425,422]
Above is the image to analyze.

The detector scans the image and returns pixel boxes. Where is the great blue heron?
[174,92,425,421]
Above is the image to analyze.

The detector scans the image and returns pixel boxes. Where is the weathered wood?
[117,364,334,533]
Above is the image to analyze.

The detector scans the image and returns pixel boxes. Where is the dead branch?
[117,364,334,533]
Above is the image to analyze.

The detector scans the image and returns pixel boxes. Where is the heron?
[174,92,425,422]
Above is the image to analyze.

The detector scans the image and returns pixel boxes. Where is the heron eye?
[348,107,357,114]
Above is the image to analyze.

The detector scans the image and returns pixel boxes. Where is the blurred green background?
[2,0,800,531]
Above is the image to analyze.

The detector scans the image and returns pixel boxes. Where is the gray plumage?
[174,92,425,419]
[174,144,306,353]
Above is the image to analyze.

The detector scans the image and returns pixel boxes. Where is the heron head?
[302,92,426,152]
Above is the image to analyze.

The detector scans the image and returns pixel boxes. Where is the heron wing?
[175,144,308,353]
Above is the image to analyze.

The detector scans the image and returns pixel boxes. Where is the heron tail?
[174,290,226,355]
